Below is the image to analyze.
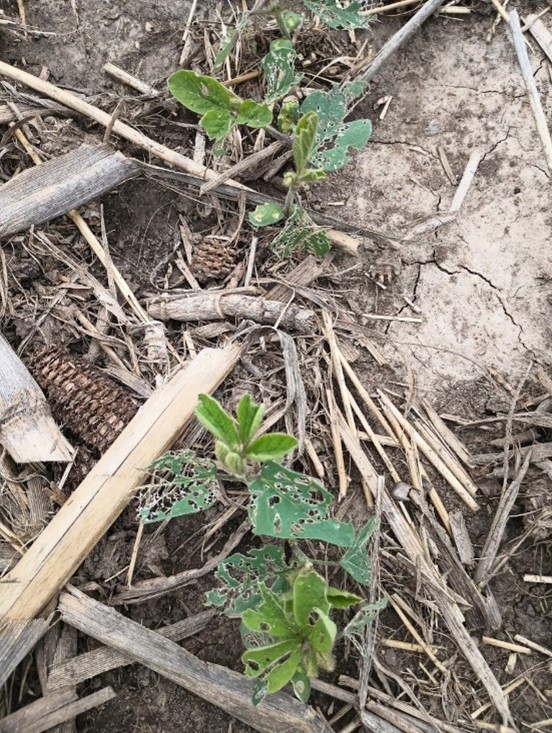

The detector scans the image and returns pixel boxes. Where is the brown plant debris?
[190,237,238,285]
[25,345,138,455]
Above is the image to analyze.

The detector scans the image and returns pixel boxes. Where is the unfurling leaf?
[236,395,265,445]
[195,393,239,448]
[245,433,298,462]
[248,202,285,228]
[292,111,319,174]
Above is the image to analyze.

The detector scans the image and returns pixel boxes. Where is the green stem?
[283,185,296,216]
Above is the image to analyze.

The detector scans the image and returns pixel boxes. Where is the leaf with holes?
[205,545,289,616]
[300,84,372,171]
[271,206,331,258]
[138,450,219,523]
[343,599,388,655]
[195,393,239,448]
[303,0,370,29]
[261,39,303,104]
[249,202,285,228]
[293,571,330,627]
[339,517,379,586]
[248,461,355,546]
[242,584,295,638]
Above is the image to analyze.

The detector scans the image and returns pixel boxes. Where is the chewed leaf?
[293,571,330,627]
[303,0,371,29]
[300,84,372,171]
[138,449,218,523]
[261,39,303,104]
[213,12,250,73]
[248,461,355,546]
[264,648,302,693]
[242,585,295,638]
[339,517,379,585]
[249,202,285,228]
[168,70,236,115]
[291,669,311,702]
[271,206,331,258]
[326,587,363,609]
[206,545,289,616]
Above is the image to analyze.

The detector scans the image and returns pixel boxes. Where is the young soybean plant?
[138,394,381,705]
[249,111,332,257]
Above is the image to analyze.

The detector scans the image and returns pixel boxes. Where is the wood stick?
[482,637,531,655]
[360,0,446,83]
[0,60,249,187]
[523,574,552,584]
[337,417,513,724]
[58,586,333,733]
[0,688,116,733]
[474,449,532,586]
[378,393,479,511]
[47,610,216,691]
[524,14,552,64]
[200,141,285,194]
[147,291,317,333]
[509,10,552,176]
[421,400,473,465]
[103,62,159,96]
[0,142,139,240]
[0,346,241,624]
[0,618,51,687]
[0,333,73,463]
[513,634,552,658]
[449,150,482,213]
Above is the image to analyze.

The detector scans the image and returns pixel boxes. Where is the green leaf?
[248,202,285,228]
[282,11,303,31]
[303,0,370,29]
[242,639,298,678]
[305,610,336,653]
[278,98,300,133]
[293,571,330,627]
[264,648,302,693]
[236,395,266,445]
[168,70,236,115]
[271,206,331,258]
[339,517,379,586]
[300,85,372,171]
[200,109,233,142]
[261,39,303,105]
[248,461,355,546]
[252,679,268,707]
[242,585,295,638]
[296,168,327,184]
[195,393,240,448]
[291,669,311,702]
[245,433,298,462]
[236,99,272,128]
[138,449,218,523]
[326,587,363,609]
[206,545,289,616]
[292,111,319,174]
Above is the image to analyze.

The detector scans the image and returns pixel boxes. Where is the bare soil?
[1,1,551,732]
